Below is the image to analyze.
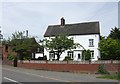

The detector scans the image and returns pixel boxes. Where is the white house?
[44,17,100,61]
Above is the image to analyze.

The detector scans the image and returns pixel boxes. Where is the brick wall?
[104,64,120,73]
[2,45,8,62]
[3,60,119,74]
[17,62,99,73]
[2,45,17,62]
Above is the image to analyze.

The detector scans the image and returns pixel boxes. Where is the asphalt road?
[2,65,119,84]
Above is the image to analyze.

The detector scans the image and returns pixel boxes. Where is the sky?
[0,0,119,41]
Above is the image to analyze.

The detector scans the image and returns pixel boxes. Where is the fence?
[18,60,120,64]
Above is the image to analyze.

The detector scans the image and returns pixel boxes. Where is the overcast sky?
[0,0,119,41]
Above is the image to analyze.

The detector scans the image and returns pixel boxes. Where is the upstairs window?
[89,39,94,47]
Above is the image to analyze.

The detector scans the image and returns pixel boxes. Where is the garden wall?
[18,62,99,73]
[2,60,119,74]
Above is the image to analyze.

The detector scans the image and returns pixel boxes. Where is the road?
[2,65,119,84]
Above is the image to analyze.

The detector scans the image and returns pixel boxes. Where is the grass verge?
[97,73,120,80]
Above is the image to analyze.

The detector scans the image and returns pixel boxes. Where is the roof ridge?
[48,21,99,27]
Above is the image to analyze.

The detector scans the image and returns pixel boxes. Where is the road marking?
[4,77,22,84]
[3,67,71,82]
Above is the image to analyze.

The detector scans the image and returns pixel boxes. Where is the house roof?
[44,21,100,37]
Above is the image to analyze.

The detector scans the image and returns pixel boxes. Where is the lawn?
[97,73,120,80]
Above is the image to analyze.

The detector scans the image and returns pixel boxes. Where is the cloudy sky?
[1,0,119,41]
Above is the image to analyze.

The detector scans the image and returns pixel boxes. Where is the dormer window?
[89,39,94,47]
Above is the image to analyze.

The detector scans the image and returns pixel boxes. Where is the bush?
[38,57,43,60]
[8,53,16,61]
[98,64,110,74]
[23,56,31,60]
[43,55,47,60]
[64,56,72,61]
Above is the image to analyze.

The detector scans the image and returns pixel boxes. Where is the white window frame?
[89,39,94,47]
[90,51,94,59]
[49,52,55,59]
[67,51,74,59]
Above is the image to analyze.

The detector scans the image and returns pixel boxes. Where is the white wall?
[35,53,43,59]
[72,34,100,61]
[44,34,100,61]
[71,34,99,49]
[44,48,49,60]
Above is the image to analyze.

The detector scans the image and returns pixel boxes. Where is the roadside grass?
[97,73,120,80]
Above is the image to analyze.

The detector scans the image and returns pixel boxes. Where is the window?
[49,52,55,59]
[89,39,94,47]
[67,51,73,59]
[90,51,94,58]
[37,48,40,52]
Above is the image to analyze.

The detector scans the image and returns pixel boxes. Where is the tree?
[85,49,91,60]
[8,31,43,60]
[108,27,120,40]
[100,27,120,60]
[82,49,91,61]
[99,37,120,60]
[44,35,80,60]
[11,31,25,39]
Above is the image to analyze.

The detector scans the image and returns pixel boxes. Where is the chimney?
[26,30,28,37]
[61,17,65,26]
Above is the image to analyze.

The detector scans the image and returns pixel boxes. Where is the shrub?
[98,64,110,74]
[38,57,43,60]
[64,56,72,61]
[23,56,31,60]
[8,53,16,61]
[43,55,47,60]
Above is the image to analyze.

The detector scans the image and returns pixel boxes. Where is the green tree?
[85,49,91,60]
[44,35,80,60]
[82,49,91,60]
[108,27,120,40]
[99,37,120,60]
[8,31,43,60]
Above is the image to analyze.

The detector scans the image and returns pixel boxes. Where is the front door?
[74,51,82,61]
[78,53,81,59]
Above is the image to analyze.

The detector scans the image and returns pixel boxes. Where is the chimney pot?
[61,17,65,26]
[26,30,28,37]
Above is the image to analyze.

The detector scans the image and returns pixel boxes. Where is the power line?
[67,2,117,22]
[87,3,108,21]
[87,3,117,21]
